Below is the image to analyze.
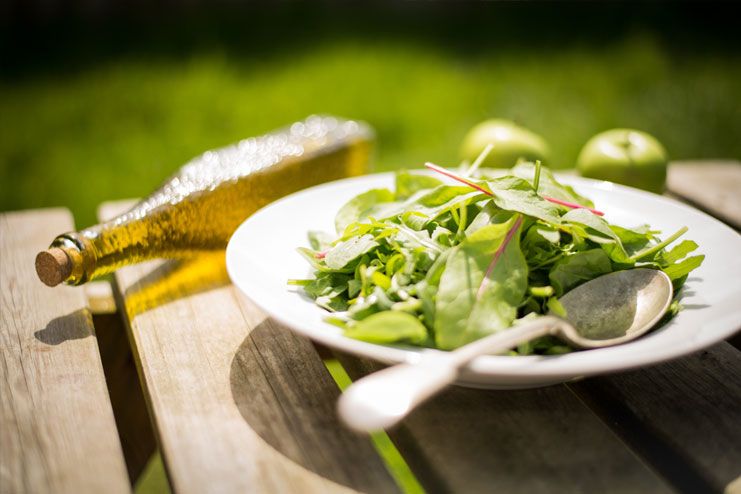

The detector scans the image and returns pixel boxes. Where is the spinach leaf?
[522,223,562,269]
[395,171,444,200]
[485,176,563,224]
[303,273,351,299]
[511,162,594,206]
[379,185,486,224]
[434,217,527,350]
[562,208,631,263]
[610,224,655,256]
[324,234,379,270]
[465,202,515,235]
[335,188,394,233]
[548,248,612,295]
[344,311,429,345]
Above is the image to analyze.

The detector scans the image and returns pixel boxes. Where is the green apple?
[577,129,668,193]
[460,119,551,168]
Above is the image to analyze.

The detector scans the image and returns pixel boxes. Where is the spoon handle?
[338,316,564,433]
[447,315,564,366]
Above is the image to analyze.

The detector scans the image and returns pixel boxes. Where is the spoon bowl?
[556,268,673,348]
[338,268,674,433]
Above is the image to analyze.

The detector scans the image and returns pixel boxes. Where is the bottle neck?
[50,233,97,285]
[51,210,197,285]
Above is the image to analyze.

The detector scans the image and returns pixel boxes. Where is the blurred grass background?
[2,3,739,228]
[1,3,739,493]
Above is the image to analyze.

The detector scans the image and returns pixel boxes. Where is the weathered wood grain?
[0,209,130,494]
[570,343,741,494]
[665,161,741,350]
[99,201,398,494]
[667,161,741,229]
[336,354,671,494]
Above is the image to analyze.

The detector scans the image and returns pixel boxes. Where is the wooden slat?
[99,201,399,494]
[667,160,741,229]
[0,209,130,494]
[336,354,671,494]
[570,343,741,494]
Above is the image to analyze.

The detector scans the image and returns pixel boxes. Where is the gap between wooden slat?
[90,284,157,485]
[568,382,715,494]
[568,343,741,494]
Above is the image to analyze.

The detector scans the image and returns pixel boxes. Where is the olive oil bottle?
[36,116,374,286]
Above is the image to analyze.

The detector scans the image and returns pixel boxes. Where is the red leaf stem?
[423,162,493,195]
[542,196,604,216]
[424,162,605,216]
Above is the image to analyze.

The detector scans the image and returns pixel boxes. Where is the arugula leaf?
[663,255,705,283]
[660,240,699,264]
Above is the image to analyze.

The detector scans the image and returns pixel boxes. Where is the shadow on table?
[34,308,94,345]
[228,318,397,493]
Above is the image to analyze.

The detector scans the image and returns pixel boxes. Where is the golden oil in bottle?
[36,116,374,286]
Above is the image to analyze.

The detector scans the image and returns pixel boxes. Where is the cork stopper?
[36,248,73,287]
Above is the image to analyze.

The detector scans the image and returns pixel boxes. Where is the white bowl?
[226,172,741,389]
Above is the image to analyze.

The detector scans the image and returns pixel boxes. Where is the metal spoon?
[338,268,673,433]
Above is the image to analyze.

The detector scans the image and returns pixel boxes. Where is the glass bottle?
[36,115,374,286]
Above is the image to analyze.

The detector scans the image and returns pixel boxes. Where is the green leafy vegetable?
[292,163,703,354]
[549,249,612,296]
[344,311,429,345]
[511,161,594,207]
[434,216,527,349]
[324,234,379,270]
[335,188,395,233]
[395,171,444,200]
[485,176,563,224]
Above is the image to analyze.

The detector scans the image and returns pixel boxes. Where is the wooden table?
[2,161,740,494]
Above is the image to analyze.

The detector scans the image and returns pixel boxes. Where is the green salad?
[289,161,703,355]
